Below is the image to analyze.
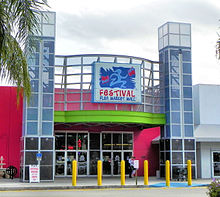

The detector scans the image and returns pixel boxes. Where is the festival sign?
[92,62,141,104]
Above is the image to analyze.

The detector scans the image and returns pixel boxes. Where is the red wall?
[0,87,23,177]
[134,127,160,176]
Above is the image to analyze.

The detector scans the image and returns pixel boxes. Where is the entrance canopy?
[54,110,165,130]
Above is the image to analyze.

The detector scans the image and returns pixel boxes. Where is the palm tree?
[0,0,48,101]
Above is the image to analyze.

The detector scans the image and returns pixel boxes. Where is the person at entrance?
[128,156,135,178]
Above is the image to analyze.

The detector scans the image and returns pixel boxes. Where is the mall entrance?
[55,132,133,176]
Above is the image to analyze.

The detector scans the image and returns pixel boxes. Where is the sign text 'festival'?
[92,62,141,104]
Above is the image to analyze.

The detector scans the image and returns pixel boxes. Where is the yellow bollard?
[144,160,149,185]
[187,160,192,186]
[165,160,170,187]
[121,160,125,186]
[72,160,77,186]
[97,160,102,186]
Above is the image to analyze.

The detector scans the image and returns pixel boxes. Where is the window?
[184,125,193,137]
[171,99,180,111]
[27,108,38,120]
[172,125,181,137]
[183,75,192,86]
[42,122,53,135]
[184,100,192,111]
[172,112,180,123]
[183,87,192,98]
[184,112,193,124]
[42,109,53,121]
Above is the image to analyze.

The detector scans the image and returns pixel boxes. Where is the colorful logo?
[99,66,136,89]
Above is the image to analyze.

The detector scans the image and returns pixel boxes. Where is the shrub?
[207,179,220,197]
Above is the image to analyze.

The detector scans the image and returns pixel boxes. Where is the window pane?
[172,112,180,123]
[43,81,54,93]
[182,51,191,61]
[169,23,179,34]
[41,138,53,150]
[184,125,193,137]
[102,133,111,150]
[183,63,191,74]
[43,67,54,80]
[184,112,193,124]
[171,87,180,98]
[42,24,55,37]
[171,99,180,111]
[170,50,179,62]
[169,34,180,46]
[29,66,39,79]
[29,94,38,107]
[55,133,65,150]
[42,122,53,135]
[42,109,53,121]
[43,94,53,107]
[184,139,195,150]
[67,133,76,150]
[181,35,190,47]
[43,54,54,66]
[183,75,192,86]
[113,133,122,150]
[171,74,179,85]
[44,41,54,53]
[172,139,182,150]
[183,87,192,98]
[172,152,183,164]
[172,125,181,137]
[27,108,38,120]
[184,100,192,111]
[30,80,39,92]
[123,133,133,150]
[78,133,88,150]
[28,53,39,66]
[90,133,100,150]
[180,24,190,35]
[185,152,195,164]
[27,122,38,135]
[26,137,38,150]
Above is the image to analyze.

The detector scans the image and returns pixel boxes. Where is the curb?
[0,184,209,191]
[0,185,149,191]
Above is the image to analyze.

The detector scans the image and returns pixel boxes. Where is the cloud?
[51,0,220,84]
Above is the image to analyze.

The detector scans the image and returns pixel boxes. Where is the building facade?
[0,11,206,181]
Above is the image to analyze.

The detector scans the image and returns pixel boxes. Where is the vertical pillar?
[121,160,125,186]
[158,22,196,179]
[165,160,170,187]
[187,160,192,186]
[72,160,77,186]
[97,160,102,186]
[144,160,149,186]
[21,11,56,182]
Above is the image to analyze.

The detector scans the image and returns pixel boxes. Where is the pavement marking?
[0,186,208,193]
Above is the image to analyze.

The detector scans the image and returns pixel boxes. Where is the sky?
[47,0,220,85]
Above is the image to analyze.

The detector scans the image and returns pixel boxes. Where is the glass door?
[213,152,220,177]
[66,152,76,175]
[55,152,65,175]
[78,152,87,175]
[103,152,112,175]
[113,152,121,175]
[124,152,132,174]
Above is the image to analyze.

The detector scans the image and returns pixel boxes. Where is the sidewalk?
[0,177,211,191]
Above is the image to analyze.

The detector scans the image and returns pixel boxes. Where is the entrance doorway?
[212,152,220,177]
[55,131,133,176]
